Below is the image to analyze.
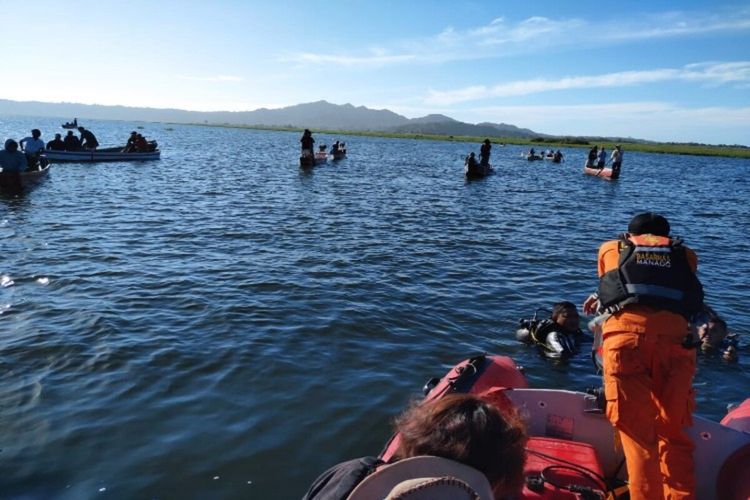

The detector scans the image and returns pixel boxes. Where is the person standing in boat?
[583,213,703,500]
[19,129,46,169]
[63,130,81,151]
[596,146,607,168]
[610,145,623,175]
[78,126,99,150]
[46,133,66,151]
[300,129,314,158]
[479,139,491,166]
[586,146,598,167]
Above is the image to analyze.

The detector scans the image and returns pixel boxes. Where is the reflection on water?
[1,115,749,498]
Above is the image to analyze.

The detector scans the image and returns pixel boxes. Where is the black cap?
[628,212,670,236]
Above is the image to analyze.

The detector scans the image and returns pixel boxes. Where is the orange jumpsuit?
[598,239,698,500]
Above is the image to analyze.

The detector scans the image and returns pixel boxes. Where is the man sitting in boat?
[553,150,563,162]
[465,152,485,176]
[0,139,27,171]
[78,127,99,151]
[516,301,586,359]
[331,140,340,153]
[122,131,138,152]
[134,134,151,152]
[63,130,82,151]
[0,139,29,191]
[46,133,66,151]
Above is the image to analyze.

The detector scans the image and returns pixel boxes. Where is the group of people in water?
[527,148,564,162]
[303,212,741,500]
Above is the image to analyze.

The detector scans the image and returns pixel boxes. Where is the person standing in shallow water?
[479,139,491,166]
[583,212,703,500]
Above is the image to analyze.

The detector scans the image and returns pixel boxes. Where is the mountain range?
[0,99,541,138]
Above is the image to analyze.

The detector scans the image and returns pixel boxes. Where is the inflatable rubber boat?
[379,354,750,499]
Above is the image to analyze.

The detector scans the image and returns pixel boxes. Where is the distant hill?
[0,98,541,138]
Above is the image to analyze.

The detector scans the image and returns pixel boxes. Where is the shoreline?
[184,123,750,159]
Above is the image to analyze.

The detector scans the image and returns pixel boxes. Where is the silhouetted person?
[480,139,491,166]
[47,133,65,151]
[78,127,99,150]
[64,130,81,151]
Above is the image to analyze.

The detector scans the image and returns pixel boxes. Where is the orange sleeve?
[597,240,620,277]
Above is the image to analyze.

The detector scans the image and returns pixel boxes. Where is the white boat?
[44,147,160,163]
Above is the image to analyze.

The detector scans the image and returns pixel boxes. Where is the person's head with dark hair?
[77,126,85,132]
[484,139,491,145]
[628,212,670,236]
[4,139,18,152]
[551,301,580,332]
[394,393,527,496]
[31,129,41,138]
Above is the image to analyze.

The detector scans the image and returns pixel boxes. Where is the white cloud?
[280,8,750,68]
[425,62,750,104]
[464,102,750,144]
[177,75,244,82]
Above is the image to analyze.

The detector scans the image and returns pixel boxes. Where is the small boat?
[583,164,619,180]
[526,154,543,161]
[331,150,347,161]
[44,146,160,163]
[0,162,50,193]
[465,161,493,179]
[61,119,78,129]
[379,354,750,500]
[300,151,329,168]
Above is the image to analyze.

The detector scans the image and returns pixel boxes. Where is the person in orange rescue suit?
[583,212,704,500]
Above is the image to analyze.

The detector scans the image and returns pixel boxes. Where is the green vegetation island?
[194,123,750,159]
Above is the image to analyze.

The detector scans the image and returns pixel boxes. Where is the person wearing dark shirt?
[479,139,491,166]
[64,131,81,151]
[134,134,149,152]
[78,127,99,150]
[46,133,66,151]
[300,129,314,156]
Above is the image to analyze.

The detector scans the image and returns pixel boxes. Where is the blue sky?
[2,0,749,144]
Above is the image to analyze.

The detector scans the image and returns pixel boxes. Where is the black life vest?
[598,234,704,318]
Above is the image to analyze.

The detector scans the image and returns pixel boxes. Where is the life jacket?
[598,234,704,318]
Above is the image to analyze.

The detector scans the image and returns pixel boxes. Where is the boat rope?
[525,447,620,498]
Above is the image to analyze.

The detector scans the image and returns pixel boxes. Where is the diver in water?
[516,302,586,359]
[690,305,739,362]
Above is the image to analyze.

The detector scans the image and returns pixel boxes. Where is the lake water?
[1,116,748,499]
